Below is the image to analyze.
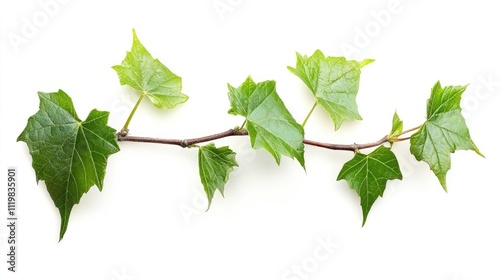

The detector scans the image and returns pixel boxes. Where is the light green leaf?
[18,90,120,240]
[198,144,238,208]
[410,82,482,190]
[228,77,305,167]
[112,29,188,109]
[288,50,373,130]
[388,111,403,143]
[337,146,402,226]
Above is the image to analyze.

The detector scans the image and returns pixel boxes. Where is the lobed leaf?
[410,82,483,190]
[228,77,305,167]
[288,50,373,130]
[18,90,120,240]
[337,146,402,225]
[198,144,238,208]
[112,29,188,109]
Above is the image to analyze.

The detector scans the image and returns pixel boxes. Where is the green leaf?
[17,90,120,240]
[388,111,403,143]
[337,146,402,226]
[410,82,482,190]
[228,77,305,167]
[288,50,373,130]
[198,144,238,208]
[112,29,188,109]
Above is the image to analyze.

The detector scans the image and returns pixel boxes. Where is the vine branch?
[117,126,421,151]
[302,136,388,152]
[117,129,249,148]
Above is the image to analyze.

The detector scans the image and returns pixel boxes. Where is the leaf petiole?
[391,125,422,142]
[302,101,318,128]
[400,125,422,136]
[121,92,146,135]
[239,120,247,131]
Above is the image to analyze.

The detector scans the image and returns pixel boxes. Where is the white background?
[1,1,499,279]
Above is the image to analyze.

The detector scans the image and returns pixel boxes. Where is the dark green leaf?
[410,82,483,190]
[227,77,253,117]
[228,77,305,167]
[112,29,188,109]
[18,90,120,240]
[288,50,373,130]
[337,146,402,225]
[198,144,238,208]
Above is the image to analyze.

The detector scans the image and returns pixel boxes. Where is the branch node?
[118,129,129,138]
[180,139,189,148]
[353,143,360,153]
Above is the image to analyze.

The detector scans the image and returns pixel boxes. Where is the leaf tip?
[16,131,25,142]
[438,176,448,192]
[205,200,212,212]
[473,145,485,158]
[245,75,255,84]
[58,211,70,242]
[432,80,443,91]
[300,160,307,172]
[312,49,324,58]
[360,59,375,68]
[361,217,367,227]
[361,207,371,227]
[132,28,138,41]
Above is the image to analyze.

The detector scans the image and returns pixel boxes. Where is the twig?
[117,129,403,152]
